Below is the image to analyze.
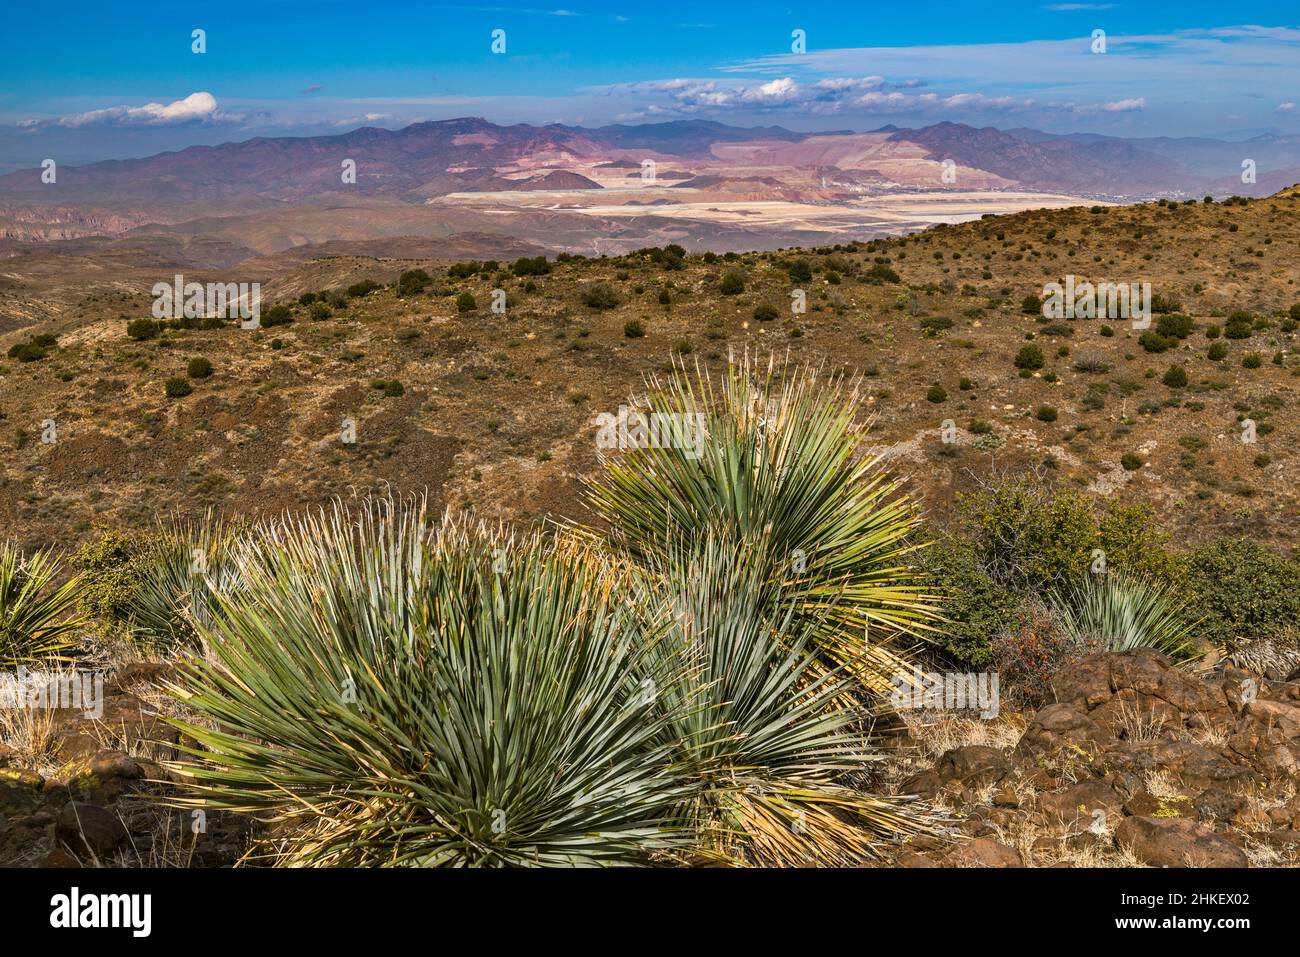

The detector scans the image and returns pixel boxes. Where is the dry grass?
[0,661,79,778]
[1242,840,1286,867]
[1115,696,1170,744]
[901,711,1025,761]
[1185,711,1230,748]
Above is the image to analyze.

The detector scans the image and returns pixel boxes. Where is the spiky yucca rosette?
[161,355,950,866]
[166,499,691,866]
[1051,571,1201,657]
[583,351,942,696]
[0,545,81,664]
[635,535,940,866]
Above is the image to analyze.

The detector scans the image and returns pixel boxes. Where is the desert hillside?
[2,186,1298,550]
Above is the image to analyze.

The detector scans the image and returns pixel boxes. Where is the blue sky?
[1,1,1298,169]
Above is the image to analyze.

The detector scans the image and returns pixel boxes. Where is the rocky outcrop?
[0,670,258,868]
[1114,816,1249,868]
[895,649,1300,867]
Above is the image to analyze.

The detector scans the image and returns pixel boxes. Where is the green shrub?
[127,318,160,341]
[447,262,482,279]
[1014,344,1044,371]
[1207,341,1228,361]
[510,256,551,277]
[581,282,620,310]
[456,291,477,313]
[926,384,947,403]
[919,539,1024,668]
[958,482,1096,592]
[719,271,745,295]
[396,269,432,296]
[1021,294,1041,315]
[1185,539,1300,647]
[1151,293,1181,314]
[187,357,214,379]
[864,263,900,284]
[6,341,49,362]
[1139,331,1174,353]
[1224,312,1253,339]
[920,315,954,336]
[73,529,153,631]
[786,259,813,283]
[1161,364,1188,388]
[165,376,193,398]
[1241,352,1262,369]
[623,319,646,338]
[1035,405,1058,422]
[1155,314,1194,339]
[957,480,1174,594]
[347,279,381,298]
[1120,452,1143,471]
[262,304,293,327]
[1095,502,1184,584]
[752,304,779,322]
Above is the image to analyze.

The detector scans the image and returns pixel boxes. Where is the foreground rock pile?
[894,649,1300,867]
[4,648,1298,867]
[0,664,256,867]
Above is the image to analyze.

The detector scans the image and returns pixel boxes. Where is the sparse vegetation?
[164,376,193,398]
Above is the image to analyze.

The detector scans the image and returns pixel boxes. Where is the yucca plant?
[166,498,690,866]
[0,544,82,664]
[638,535,937,866]
[126,512,244,652]
[1051,572,1200,657]
[584,353,940,693]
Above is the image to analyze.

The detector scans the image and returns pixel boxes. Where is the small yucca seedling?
[584,352,940,694]
[1051,572,1200,657]
[166,498,690,867]
[0,544,81,664]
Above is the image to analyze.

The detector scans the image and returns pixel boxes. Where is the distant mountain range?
[4,117,1300,205]
[3,118,1299,267]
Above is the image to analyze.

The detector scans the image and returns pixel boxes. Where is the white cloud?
[29,92,233,128]
[1101,97,1145,112]
[1278,102,1296,113]
[746,77,798,101]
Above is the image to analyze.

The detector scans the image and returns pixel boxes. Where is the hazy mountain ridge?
[2,117,1288,206]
